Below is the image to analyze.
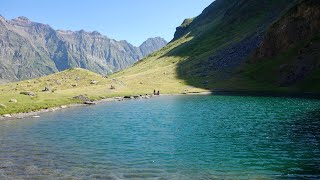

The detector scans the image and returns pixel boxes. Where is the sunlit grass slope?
[112,0,295,92]
[0,68,204,115]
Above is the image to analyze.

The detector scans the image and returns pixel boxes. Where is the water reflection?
[279,109,320,178]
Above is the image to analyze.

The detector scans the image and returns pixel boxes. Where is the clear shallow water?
[0,95,320,179]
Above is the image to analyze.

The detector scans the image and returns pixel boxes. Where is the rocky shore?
[0,94,154,121]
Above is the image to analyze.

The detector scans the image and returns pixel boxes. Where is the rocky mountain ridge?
[0,16,167,83]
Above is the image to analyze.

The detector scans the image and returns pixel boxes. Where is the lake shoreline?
[1,90,319,121]
[0,91,211,121]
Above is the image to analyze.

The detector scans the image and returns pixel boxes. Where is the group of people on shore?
[153,90,160,96]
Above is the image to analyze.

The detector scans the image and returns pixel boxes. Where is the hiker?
[157,90,160,95]
[154,90,156,95]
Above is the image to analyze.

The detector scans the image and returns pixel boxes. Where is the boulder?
[143,95,150,99]
[73,95,90,102]
[90,80,98,84]
[3,114,11,118]
[9,99,17,103]
[115,97,124,101]
[20,91,36,96]
[56,80,62,85]
[134,95,142,99]
[42,87,50,92]
[84,101,96,105]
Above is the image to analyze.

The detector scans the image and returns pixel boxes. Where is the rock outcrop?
[253,0,320,86]
[255,0,320,58]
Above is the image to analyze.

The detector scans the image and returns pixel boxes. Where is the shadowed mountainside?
[114,0,320,94]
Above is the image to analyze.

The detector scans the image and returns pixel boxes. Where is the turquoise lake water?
[0,95,320,179]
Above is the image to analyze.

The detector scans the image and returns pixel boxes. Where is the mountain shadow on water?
[278,108,320,177]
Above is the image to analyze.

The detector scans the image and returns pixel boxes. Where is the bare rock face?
[251,0,320,86]
[278,41,320,86]
[255,0,320,58]
[0,16,167,82]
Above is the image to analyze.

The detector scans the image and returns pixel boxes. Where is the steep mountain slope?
[240,0,320,92]
[0,16,167,82]
[112,0,307,94]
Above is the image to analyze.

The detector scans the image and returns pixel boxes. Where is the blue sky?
[0,0,213,46]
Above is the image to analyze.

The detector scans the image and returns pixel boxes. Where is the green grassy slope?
[112,0,296,92]
[0,68,204,115]
[114,0,320,94]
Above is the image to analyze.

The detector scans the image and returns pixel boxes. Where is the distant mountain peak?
[139,37,167,56]
[91,31,101,36]
[10,16,32,26]
[0,15,167,82]
[141,37,167,45]
[16,16,30,21]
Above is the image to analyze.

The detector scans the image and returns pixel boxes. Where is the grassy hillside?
[114,0,320,94]
[112,0,295,91]
[0,68,204,115]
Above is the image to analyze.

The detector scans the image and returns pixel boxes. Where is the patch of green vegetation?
[0,68,205,115]
[180,18,194,28]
